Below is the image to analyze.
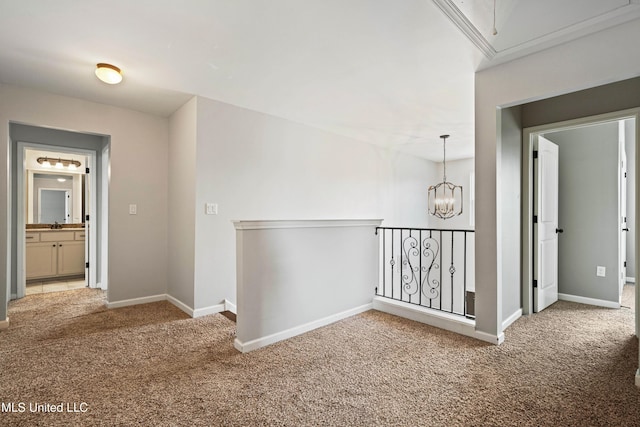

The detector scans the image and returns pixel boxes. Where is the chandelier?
[428,135,463,219]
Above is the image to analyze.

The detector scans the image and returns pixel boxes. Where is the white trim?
[108,293,230,319]
[558,293,620,309]
[431,0,496,60]
[636,369,640,388]
[166,295,194,317]
[475,330,505,345]
[0,317,9,330]
[502,308,522,331]
[234,303,372,353]
[106,294,167,309]
[232,219,383,231]
[626,277,636,284]
[10,293,16,300]
[372,297,504,345]
[193,303,225,318]
[224,299,237,314]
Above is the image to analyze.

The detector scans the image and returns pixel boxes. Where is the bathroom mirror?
[28,173,85,224]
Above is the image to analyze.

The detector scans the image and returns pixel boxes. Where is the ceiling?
[0,1,638,161]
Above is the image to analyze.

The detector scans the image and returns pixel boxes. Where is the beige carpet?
[0,286,638,426]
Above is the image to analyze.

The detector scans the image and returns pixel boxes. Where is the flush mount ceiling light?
[427,135,463,220]
[95,63,122,84]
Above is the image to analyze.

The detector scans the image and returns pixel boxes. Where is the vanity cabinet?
[26,230,85,280]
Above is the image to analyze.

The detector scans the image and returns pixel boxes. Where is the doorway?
[17,145,95,298]
[9,122,109,301]
[522,109,638,315]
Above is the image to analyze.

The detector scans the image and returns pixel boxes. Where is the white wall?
[165,96,437,312]
[234,220,380,352]
[168,97,198,308]
[474,18,640,340]
[0,84,169,314]
[430,157,475,230]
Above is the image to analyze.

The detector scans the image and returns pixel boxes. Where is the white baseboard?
[166,295,194,317]
[502,308,522,331]
[372,297,503,345]
[626,277,636,284]
[224,299,237,314]
[558,293,620,309]
[106,294,167,309]
[234,303,372,353]
[108,293,231,319]
[475,329,505,345]
[10,293,16,300]
[193,303,225,318]
[0,317,9,330]
[636,369,640,388]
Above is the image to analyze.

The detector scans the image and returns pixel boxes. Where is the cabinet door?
[57,241,85,276]
[26,242,57,279]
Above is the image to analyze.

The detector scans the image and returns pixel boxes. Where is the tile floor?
[26,278,86,295]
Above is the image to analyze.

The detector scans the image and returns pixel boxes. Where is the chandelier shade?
[428,135,463,219]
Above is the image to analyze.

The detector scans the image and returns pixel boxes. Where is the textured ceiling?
[0,1,637,161]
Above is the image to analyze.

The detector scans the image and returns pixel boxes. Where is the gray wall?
[546,123,620,303]
[500,106,522,324]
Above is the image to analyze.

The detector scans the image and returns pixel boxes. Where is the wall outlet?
[129,204,137,215]
[596,266,606,277]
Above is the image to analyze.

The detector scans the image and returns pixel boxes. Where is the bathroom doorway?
[10,122,109,301]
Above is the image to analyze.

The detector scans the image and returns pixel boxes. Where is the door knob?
[556,228,564,234]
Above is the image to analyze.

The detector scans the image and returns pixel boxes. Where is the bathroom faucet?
[51,221,62,229]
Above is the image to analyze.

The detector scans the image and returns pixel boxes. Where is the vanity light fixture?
[37,157,81,170]
[95,63,123,84]
[427,135,463,219]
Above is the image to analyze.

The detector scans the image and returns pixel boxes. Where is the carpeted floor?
[0,286,638,426]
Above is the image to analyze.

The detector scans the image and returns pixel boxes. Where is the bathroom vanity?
[25,227,85,280]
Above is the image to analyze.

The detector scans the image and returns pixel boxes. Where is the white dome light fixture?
[95,63,123,84]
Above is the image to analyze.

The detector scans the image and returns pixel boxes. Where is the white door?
[84,157,90,287]
[619,125,628,298]
[534,136,560,312]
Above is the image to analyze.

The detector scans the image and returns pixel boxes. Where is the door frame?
[522,108,640,317]
[16,142,98,297]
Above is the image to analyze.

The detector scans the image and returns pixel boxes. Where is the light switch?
[205,203,218,215]
[596,266,606,277]
[129,204,137,215]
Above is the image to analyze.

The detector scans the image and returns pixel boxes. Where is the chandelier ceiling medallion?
[428,134,463,219]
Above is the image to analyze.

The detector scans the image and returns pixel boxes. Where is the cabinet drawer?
[25,232,40,242]
[75,231,86,240]
[40,231,75,242]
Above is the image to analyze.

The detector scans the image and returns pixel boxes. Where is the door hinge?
[85,167,90,174]
[624,261,627,268]
[533,280,538,288]
[533,215,538,223]
[85,215,89,221]
[533,150,539,159]
[85,262,89,268]
[625,172,627,178]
